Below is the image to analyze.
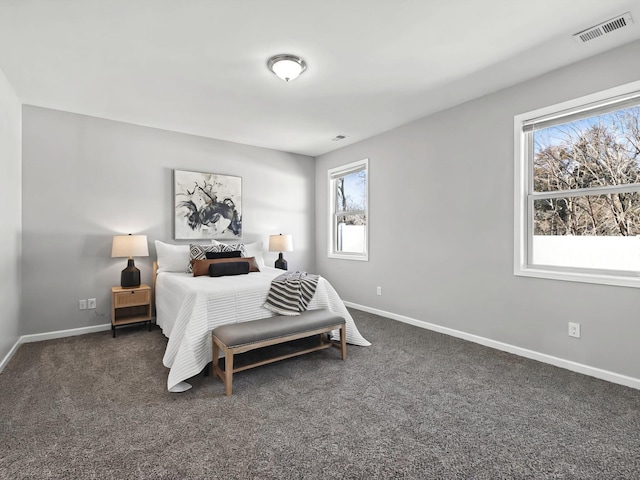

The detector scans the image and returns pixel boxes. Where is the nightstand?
[111,284,152,337]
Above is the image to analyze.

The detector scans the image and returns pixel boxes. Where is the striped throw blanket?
[263,271,320,316]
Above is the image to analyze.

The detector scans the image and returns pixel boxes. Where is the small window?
[514,81,640,287]
[328,159,368,260]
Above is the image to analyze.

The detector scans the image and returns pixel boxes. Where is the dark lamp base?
[121,258,141,288]
[274,253,288,271]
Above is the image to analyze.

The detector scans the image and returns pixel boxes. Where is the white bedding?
[156,267,371,392]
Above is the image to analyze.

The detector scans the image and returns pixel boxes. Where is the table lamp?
[268,234,293,270]
[111,234,149,288]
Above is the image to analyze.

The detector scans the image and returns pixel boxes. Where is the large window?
[328,159,368,260]
[514,81,640,287]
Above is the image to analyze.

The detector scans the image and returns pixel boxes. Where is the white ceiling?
[0,0,639,156]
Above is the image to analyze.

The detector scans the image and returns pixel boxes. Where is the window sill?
[328,253,369,262]
[515,265,640,289]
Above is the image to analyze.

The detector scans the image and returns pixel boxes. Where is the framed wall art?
[173,169,242,240]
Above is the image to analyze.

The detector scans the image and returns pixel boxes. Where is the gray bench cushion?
[213,309,345,348]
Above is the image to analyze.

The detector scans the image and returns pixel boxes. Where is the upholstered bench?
[212,309,347,396]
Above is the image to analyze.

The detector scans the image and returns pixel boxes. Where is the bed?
[154,240,371,392]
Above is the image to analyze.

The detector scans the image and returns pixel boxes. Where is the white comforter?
[156,267,370,391]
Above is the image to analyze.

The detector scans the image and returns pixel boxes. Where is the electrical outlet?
[376,286,382,296]
[78,299,87,310]
[88,298,96,309]
[568,322,581,338]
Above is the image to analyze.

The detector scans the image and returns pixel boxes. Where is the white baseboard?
[344,301,640,391]
[0,337,23,374]
[19,323,111,344]
[0,324,111,374]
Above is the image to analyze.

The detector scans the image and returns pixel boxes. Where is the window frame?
[514,80,640,288]
[328,158,369,261]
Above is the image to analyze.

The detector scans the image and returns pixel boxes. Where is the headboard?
[152,261,159,293]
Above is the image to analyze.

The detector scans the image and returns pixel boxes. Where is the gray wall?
[0,67,21,364]
[21,107,315,335]
[315,39,640,380]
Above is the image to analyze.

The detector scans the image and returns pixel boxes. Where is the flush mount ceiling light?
[267,54,307,82]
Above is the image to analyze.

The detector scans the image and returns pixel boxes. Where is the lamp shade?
[268,234,293,252]
[267,54,307,82]
[111,235,149,258]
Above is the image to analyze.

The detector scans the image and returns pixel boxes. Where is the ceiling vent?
[573,12,633,43]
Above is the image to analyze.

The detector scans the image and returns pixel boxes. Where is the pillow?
[208,261,250,277]
[188,243,246,273]
[155,240,190,273]
[243,241,265,268]
[210,243,246,257]
[205,250,242,259]
[191,257,260,277]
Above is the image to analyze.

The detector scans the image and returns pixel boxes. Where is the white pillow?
[155,240,190,273]
[243,241,265,268]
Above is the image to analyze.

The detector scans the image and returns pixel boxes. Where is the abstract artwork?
[174,170,242,240]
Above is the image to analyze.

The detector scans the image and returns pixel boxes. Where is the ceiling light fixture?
[267,54,307,82]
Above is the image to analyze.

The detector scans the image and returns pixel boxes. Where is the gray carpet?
[1,308,639,479]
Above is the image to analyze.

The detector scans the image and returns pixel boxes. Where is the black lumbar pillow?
[206,250,242,259]
[209,261,250,277]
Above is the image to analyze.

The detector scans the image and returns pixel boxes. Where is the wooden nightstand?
[111,284,153,337]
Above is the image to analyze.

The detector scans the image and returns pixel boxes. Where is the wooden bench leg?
[224,349,234,396]
[340,325,347,360]
[212,339,219,377]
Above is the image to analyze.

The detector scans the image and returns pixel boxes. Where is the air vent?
[573,12,633,44]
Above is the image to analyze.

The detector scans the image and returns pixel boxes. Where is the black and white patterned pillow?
[187,243,246,273]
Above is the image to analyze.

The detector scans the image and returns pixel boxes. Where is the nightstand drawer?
[114,289,150,308]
